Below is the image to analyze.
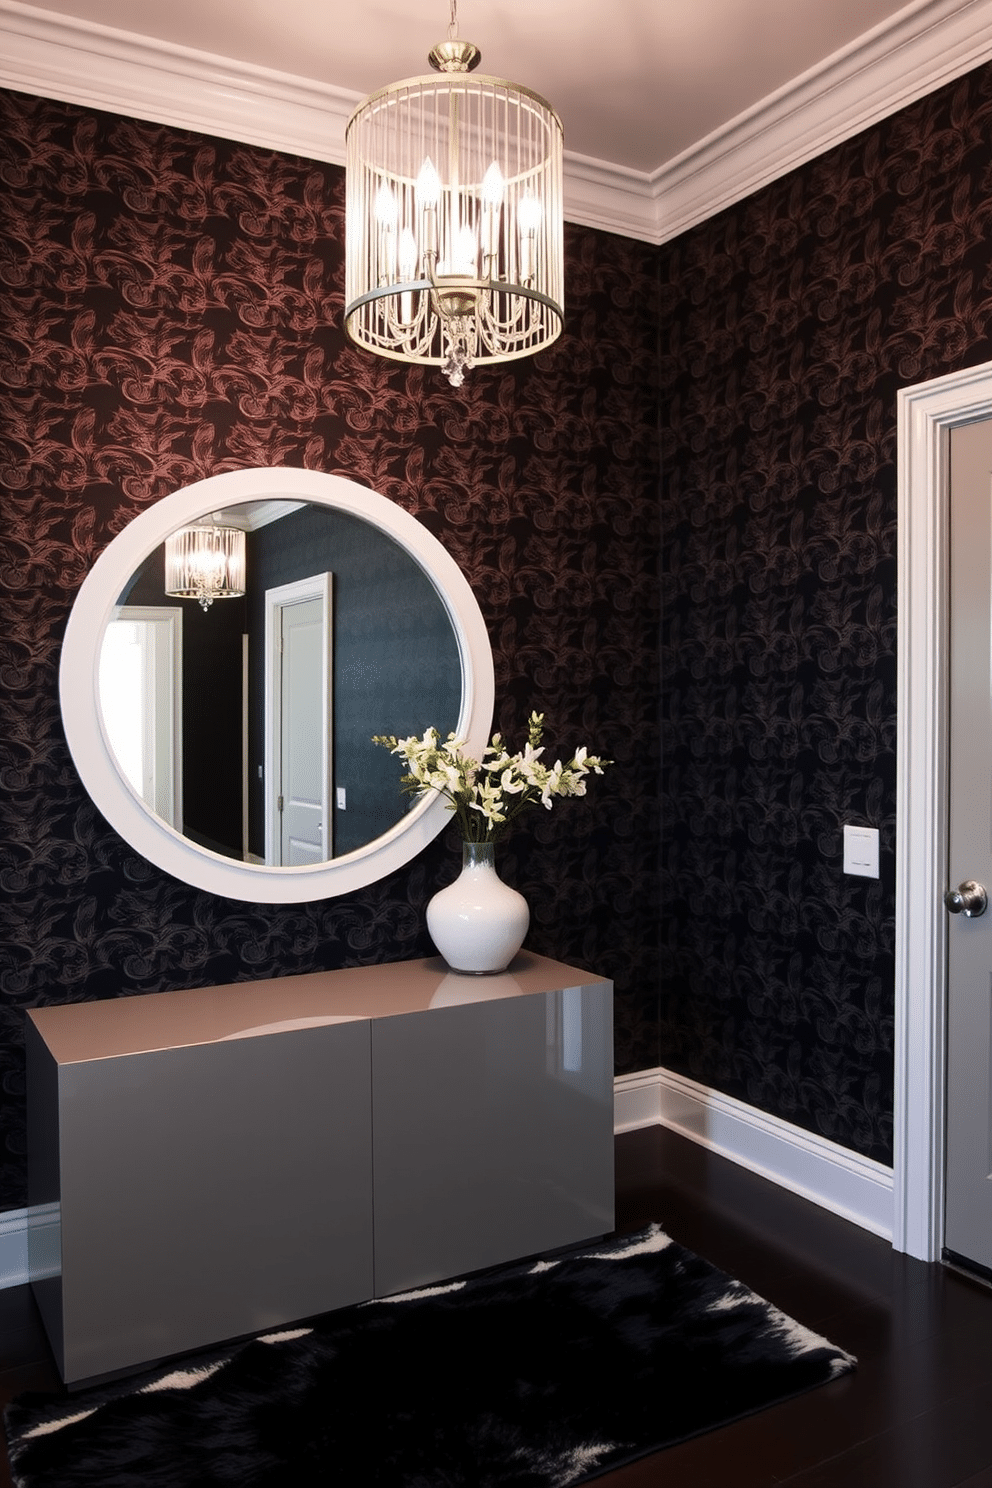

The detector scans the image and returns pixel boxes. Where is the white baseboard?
[0,1070,895,1289]
[0,1201,58,1291]
[6,0,992,245]
[0,1207,29,1290]
[615,1065,894,1242]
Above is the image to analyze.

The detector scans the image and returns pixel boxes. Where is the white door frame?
[895,360,992,1259]
[263,572,333,867]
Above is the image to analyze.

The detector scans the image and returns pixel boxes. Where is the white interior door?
[280,597,325,866]
[944,419,992,1273]
[264,574,333,867]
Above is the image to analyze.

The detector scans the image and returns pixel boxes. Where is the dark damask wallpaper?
[659,62,992,1165]
[0,89,661,1210]
[10,53,992,1213]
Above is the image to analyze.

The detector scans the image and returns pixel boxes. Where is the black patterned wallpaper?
[7,57,992,1211]
[659,61,992,1166]
[0,89,661,1210]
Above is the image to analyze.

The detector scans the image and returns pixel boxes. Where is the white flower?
[372,717,611,843]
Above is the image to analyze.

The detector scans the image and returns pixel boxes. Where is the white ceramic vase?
[426,841,529,974]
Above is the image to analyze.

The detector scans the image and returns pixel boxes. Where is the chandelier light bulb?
[374,184,399,228]
[446,223,477,277]
[399,227,419,279]
[517,195,543,233]
[481,160,505,208]
[415,157,442,211]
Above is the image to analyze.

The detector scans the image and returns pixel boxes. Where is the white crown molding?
[0,0,358,166]
[1,0,992,240]
[558,154,659,244]
[649,0,992,245]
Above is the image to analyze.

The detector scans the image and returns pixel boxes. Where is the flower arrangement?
[373,712,610,843]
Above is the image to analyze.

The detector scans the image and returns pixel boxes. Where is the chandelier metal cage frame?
[164,522,247,612]
[344,34,564,386]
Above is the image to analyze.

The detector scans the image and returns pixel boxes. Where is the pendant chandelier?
[344,0,564,387]
[164,522,246,612]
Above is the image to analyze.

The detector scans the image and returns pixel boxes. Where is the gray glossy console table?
[26,952,614,1386]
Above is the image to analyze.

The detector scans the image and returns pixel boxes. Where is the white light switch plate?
[336,788,347,810]
[843,824,879,878]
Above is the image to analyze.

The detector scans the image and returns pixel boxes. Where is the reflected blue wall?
[245,505,461,857]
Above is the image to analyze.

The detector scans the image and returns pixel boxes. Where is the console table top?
[27,952,611,1064]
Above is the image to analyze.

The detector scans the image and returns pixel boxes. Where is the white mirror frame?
[59,467,495,903]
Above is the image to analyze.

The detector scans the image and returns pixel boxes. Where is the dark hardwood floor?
[3,1123,992,1486]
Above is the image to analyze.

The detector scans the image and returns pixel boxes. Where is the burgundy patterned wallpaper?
[659,62,992,1166]
[0,89,661,1209]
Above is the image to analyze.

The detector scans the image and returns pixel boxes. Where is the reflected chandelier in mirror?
[60,468,495,903]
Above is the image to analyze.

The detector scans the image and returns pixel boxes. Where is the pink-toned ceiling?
[15,0,922,174]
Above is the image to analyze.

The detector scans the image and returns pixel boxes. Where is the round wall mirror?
[60,468,495,902]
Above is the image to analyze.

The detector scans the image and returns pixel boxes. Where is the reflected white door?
[265,574,333,867]
[945,421,992,1272]
[99,607,182,829]
[280,597,324,866]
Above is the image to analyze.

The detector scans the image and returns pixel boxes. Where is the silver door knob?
[944,880,988,917]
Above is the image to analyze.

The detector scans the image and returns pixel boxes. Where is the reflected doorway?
[264,573,333,867]
[99,607,182,830]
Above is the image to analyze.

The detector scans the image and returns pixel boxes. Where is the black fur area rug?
[4,1225,856,1488]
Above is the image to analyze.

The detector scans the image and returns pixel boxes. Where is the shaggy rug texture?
[4,1224,856,1487]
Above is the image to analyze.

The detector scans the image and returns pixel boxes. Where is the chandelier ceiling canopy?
[344,2,564,387]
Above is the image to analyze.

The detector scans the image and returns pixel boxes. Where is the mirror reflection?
[99,500,461,867]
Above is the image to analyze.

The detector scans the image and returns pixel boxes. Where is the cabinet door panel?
[371,986,613,1297]
[54,1020,373,1384]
